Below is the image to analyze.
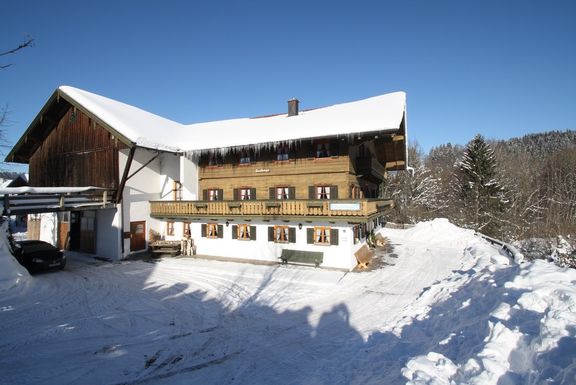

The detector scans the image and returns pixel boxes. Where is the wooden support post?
[116,146,136,204]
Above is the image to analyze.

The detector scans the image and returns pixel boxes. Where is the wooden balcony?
[355,157,385,182]
[149,198,392,221]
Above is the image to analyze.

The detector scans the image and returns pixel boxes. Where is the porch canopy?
[0,186,114,215]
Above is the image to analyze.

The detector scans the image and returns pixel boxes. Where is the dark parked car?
[13,240,66,272]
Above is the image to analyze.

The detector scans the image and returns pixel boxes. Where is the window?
[307,226,338,246]
[206,223,219,239]
[166,221,175,236]
[276,187,290,200]
[183,222,191,237]
[316,142,330,158]
[276,145,289,161]
[314,227,331,245]
[317,186,331,199]
[274,226,289,243]
[239,150,251,164]
[351,185,361,199]
[237,224,251,240]
[173,181,183,200]
[240,188,252,200]
[309,185,338,200]
[207,189,221,201]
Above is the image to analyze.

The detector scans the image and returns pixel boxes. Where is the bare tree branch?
[0,38,34,57]
[0,37,34,69]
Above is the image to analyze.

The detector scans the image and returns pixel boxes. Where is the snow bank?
[402,244,576,385]
[0,220,30,293]
[398,218,475,246]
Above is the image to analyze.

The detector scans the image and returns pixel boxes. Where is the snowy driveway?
[2,220,574,385]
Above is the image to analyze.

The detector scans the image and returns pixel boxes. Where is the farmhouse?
[5,86,407,270]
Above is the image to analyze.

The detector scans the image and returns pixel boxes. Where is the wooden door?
[130,221,146,251]
[80,211,96,253]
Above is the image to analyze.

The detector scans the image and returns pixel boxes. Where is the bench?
[149,240,181,257]
[281,249,323,267]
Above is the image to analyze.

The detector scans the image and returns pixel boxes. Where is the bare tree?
[0,37,34,69]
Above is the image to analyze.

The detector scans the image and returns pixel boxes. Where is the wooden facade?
[198,137,393,203]
[28,107,126,188]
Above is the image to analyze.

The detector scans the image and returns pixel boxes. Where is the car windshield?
[18,241,56,253]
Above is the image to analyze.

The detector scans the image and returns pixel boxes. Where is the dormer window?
[276,145,289,161]
[239,150,251,164]
[316,142,330,158]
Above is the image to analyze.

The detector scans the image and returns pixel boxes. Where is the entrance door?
[69,211,96,253]
[130,221,146,251]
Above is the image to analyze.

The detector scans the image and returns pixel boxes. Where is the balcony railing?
[150,199,392,219]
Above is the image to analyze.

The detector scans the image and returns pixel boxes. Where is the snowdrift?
[0,220,30,293]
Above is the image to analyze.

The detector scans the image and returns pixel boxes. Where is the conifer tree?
[455,134,507,237]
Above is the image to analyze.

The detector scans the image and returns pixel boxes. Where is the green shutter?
[330,228,339,245]
[307,228,314,244]
[289,227,296,243]
[308,186,315,199]
[201,224,207,237]
[203,190,208,200]
[331,185,338,199]
[250,188,256,200]
[288,187,295,199]
[268,226,274,241]
[250,226,257,240]
[233,188,239,200]
[232,225,238,239]
[218,189,224,201]
[218,225,224,238]
[269,187,275,200]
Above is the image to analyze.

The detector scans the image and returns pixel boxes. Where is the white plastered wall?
[181,220,357,270]
[119,148,182,257]
[96,208,121,258]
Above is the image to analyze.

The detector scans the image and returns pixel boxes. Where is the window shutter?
[218,189,224,201]
[250,188,256,200]
[269,187,275,200]
[330,185,338,199]
[203,190,208,201]
[233,188,239,200]
[218,225,224,238]
[289,227,296,243]
[288,187,295,199]
[330,228,339,245]
[308,186,315,199]
[201,224,207,237]
[268,226,274,241]
[250,226,257,240]
[232,225,238,239]
[307,228,314,244]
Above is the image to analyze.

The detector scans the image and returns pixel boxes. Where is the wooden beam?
[115,147,136,203]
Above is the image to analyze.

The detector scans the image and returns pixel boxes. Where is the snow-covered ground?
[1,219,575,384]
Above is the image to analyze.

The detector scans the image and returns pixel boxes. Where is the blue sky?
[2,0,575,172]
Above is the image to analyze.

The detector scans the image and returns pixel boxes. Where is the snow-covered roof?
[58,86,406,153]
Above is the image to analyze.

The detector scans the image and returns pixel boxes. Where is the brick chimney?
[288,98,299,117]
